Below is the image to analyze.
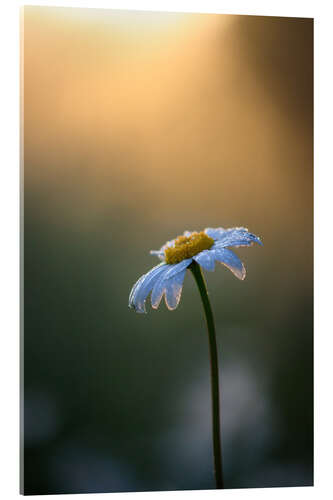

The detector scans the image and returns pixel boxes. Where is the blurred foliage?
[23,8,313,494]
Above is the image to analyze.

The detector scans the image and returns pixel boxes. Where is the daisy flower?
[129,227,262,314]
[129,225,262,489]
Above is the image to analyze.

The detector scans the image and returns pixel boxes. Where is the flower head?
[129,227,262,313]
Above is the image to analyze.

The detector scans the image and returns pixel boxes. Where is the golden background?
[23,7,313,494]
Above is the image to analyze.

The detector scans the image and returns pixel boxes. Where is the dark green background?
[23,8,313,494]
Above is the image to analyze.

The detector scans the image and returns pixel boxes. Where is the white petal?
[151,273,167,309]
[204,227,226,240]
[163,258,192,279]
[164,270,187,310]
[212,228,262,248]
[193,249,216,271]
[151,264,189,310]
[214,247,246,280]
[129,264,169,313]
[149,250,165,261]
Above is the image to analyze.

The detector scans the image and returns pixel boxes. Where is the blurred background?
[22,6,313,494]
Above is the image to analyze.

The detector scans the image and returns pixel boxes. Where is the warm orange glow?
[22,6,313,257]
[55,7,191,34]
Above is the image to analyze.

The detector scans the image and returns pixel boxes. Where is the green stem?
[189,261,224,489]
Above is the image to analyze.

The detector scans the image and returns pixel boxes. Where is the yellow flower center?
[164,231,214,264]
